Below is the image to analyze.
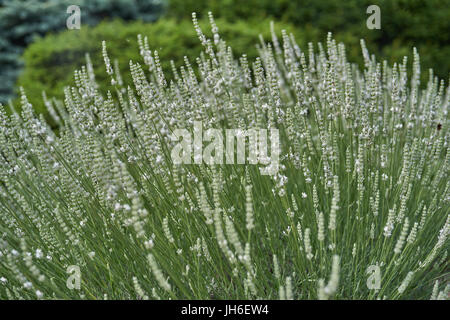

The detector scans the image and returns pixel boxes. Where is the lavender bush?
[0,13,448,299]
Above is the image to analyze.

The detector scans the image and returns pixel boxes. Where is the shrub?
[16,18,320,115]
[0,0,166,104]
[0,15,448,300]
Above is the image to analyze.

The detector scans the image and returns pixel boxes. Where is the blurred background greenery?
[1,0,449,114]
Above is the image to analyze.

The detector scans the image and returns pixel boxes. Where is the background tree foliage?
[167,0,450,81]
[0,0,166,104]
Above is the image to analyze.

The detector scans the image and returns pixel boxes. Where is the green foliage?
[0,0,166,103]
[17,18,316,115]
[167,0,450,81]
